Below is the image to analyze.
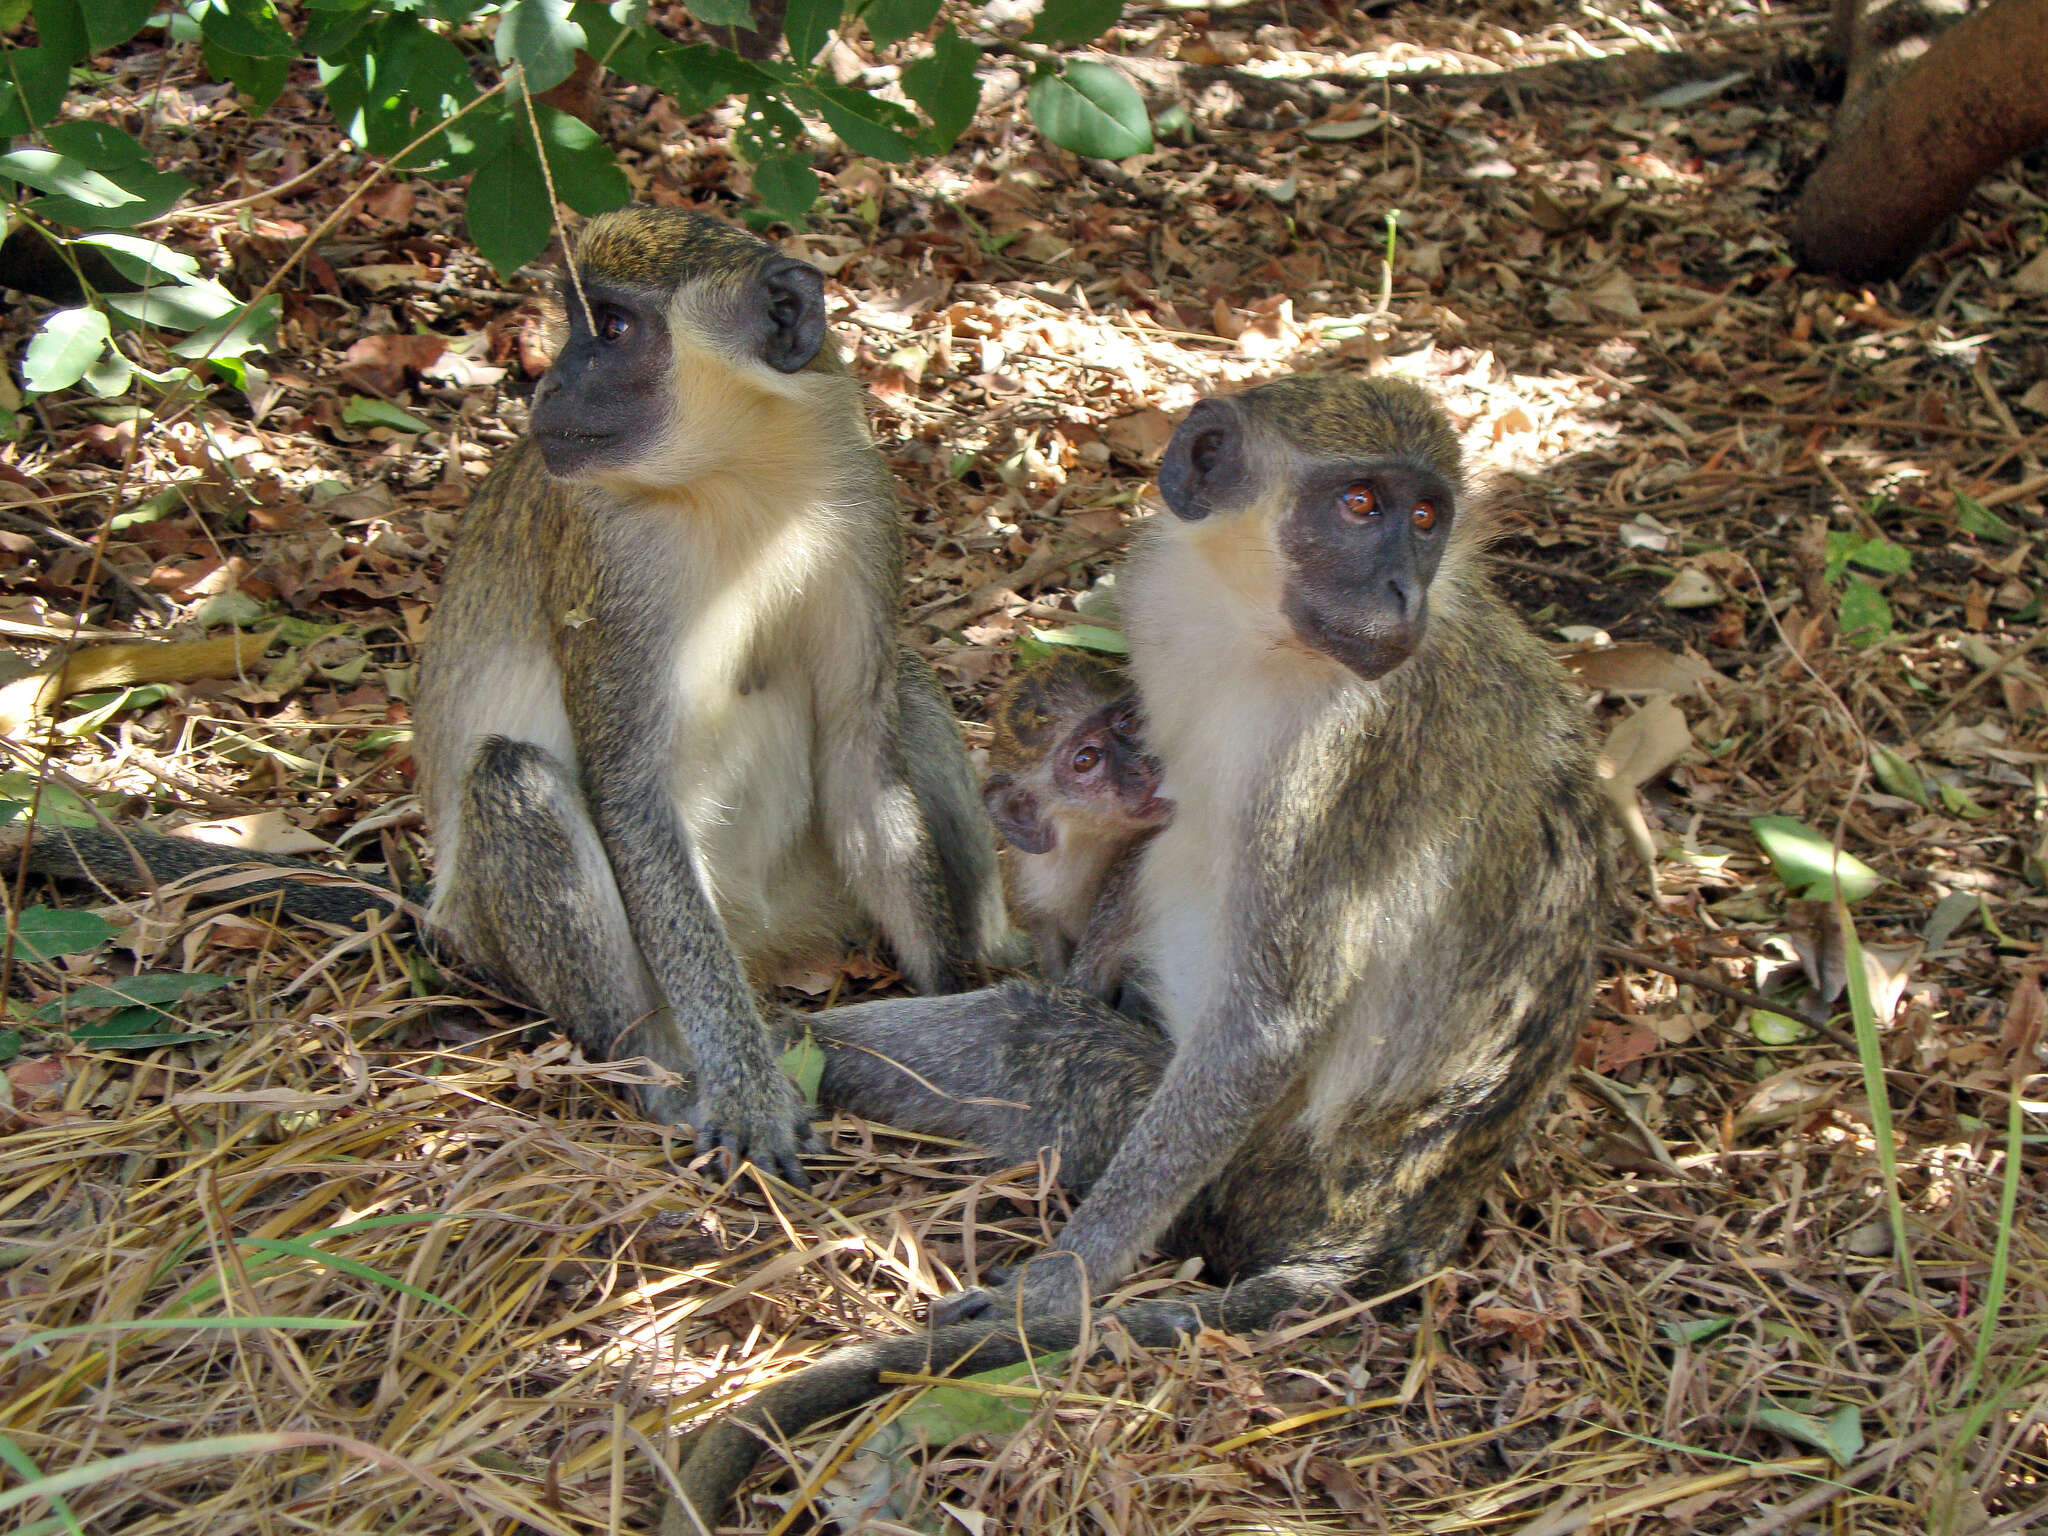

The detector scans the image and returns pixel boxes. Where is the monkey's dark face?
[531,280,674,479]
[1158,386,1461,682]
[1277,460,1455,679]
[530,212,830,482]
[985,698,1169,855]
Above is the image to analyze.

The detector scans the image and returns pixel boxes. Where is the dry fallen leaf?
[1597,693,1693,879]
[1563,643,1720,697]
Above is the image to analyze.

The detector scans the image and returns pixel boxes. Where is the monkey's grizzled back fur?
[663,374,1610,1529]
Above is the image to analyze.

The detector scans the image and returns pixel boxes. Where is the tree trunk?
[1793,0,2048,281]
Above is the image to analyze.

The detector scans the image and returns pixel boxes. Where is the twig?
[1600,942,1858,1055]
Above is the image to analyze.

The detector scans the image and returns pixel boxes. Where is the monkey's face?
[529,212,830,484]
[1074,698,1173,829]
[530,279,676,480]
[984,698,1170,855]
[1158,384,1460,682]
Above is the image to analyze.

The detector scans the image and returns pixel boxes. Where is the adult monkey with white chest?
[11,208,1014,1188]
[413,209,1017,1186]
[663,375,1610,1527]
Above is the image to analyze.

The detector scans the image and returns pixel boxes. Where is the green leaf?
[803,83,917,162]
[1028,61,1150,160]
[737,92,807,160]
[1750,815,1881,904]
[104,278,245,331]
[1027,0,1122,46]
[1869,743,1927,806]
[34,0,91,64]
[1659,1315,1734,1345]
[496,0,586,94]
[85,0,159,51]
[465,144,556,276]
[865,0,938,48]
[32,125,191,227]
[23,308,113,394]
[202,41,292,112]
[57,684,175,738]
[12,907,116,963]
[171,295,280,361]
[1936,777,1990,820]
[1752,1403,1863,1467]
[682,0,753,26]
[236,1235,469,1314]
[1836,578,1891,646]
[68,1019,218,1049]
[528,104,630,215]
[1746,1009,1810,1045]
[191,0,296,58]
[0,1029,19,1063]
[1955,491,2016,542]
[1029,623,1128,656]
[903,24,979,149]
[0,47,71,130]
[342,396,433,432]
[779,1032,823,1106]
[0,776,98,828]
[77,233,203,286]
[752,151,819,221]
[781,0,836,62]
[1848,538,1910,575]
[0,149,144,210]
[81,347,135,397]
[888,1350,1075,1441]
[36,972,232,1021]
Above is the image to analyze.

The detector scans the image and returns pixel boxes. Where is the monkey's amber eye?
[1336,483,1378,519]
[1412,500,1439,531]
[1071,745,1103,773]
[595,307,631,343]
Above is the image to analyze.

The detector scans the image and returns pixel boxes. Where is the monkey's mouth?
[1131,792,1173,822]
[535,428,623,478]
[1288,605,1419,682]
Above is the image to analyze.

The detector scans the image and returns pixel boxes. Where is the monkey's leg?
[817,670,967,997]
[453,738,699,1128]
[894,650,1025,970]
[817,980,1171,1191]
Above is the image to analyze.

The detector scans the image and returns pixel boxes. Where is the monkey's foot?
[686,1080,817,1192]
[931,1251,1086,1326]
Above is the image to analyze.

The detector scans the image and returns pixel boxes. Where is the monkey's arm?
[560,635,810,1186]
[1061,846,1144,1000]
[951,850,1392,1320]
[815,657,966,994]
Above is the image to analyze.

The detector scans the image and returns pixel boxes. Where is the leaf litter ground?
[1,4,2044,1533]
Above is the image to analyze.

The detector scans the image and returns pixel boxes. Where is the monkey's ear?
[756,258,828,374]
[1158,399,1247,522]
[984,778,1054,855]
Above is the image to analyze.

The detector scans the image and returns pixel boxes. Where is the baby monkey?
[983,652,1171,1002]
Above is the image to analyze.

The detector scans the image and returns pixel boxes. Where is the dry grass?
[4,3,2046,1533]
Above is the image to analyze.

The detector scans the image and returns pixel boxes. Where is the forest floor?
[2,3,2044,1534]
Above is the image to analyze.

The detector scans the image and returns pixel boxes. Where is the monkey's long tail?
[662,1264,1341,1534]
[4,822,408,928]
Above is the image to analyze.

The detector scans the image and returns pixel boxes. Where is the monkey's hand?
[689,1072,818,1193]
[930,1250,1086,1327]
